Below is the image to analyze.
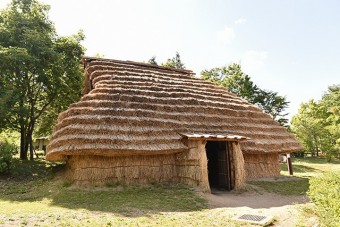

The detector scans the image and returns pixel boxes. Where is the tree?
[255,89,290,126]
[162,52,185,69]
[291,85,340,161]
[148,56,158,65]
[321,85,340,152]
[201,63,289,125]
[0,84,15,131]
[0,0,85,160]
[291,100,327,157]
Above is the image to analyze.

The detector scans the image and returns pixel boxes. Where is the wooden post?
[287,153,293,175]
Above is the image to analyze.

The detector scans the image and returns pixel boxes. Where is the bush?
[0,142,15,174]
[308,171,340,226]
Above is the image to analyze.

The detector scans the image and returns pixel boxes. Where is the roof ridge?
[82,56,195,75]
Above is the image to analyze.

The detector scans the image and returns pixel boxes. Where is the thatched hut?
[46,57,302,192]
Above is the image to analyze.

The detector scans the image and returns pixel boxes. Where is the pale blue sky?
[1,0,339,121]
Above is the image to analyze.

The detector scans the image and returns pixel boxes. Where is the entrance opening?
[206,141,234,191]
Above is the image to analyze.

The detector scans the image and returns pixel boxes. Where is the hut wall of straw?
[175,140,210,192]
[66,154,178,185]
[65,140,246,190]
[243,153,280,178]
[232,142,246,190]
[65,141,211,189]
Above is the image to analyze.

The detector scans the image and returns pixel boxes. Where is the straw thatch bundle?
[66,154,178,184]
[46,57,302,187]
[243,153,281,178]
[232,142,246,189]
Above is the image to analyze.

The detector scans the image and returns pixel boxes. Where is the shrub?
[0,142,15,174]
[308,171,340,226]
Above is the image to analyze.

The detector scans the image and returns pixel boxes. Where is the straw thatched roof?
[46,57,302,161]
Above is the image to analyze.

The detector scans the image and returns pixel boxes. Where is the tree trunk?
[28,102,36,161]
[313,136,319,157]
[310,150,315,157]
[20,123,27,160]
[29,132,34,161]
[24,134,29,157]
[26,120,35,161]
[19,94,28,160]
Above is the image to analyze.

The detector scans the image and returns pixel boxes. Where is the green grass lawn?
[281,156,340,177]
[0,159,241,226]
[1,157,339,226]
[248,157,340,196]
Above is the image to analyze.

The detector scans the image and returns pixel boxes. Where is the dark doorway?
[206,141,234,191]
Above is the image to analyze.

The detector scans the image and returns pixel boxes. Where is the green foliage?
[322,85,340,153]
[0,87,15,130]
[0,142,15,173]
[308,171,340,226]
[0,0,85,159]
[201,64,258,102]
[255,89,290,126]
[148,56,158,65]
[201,63,289,125]
[162,51,185,69]
[148,52,186,69]
[94,53,105,58]
[291,85,340,160]
[0,130,20,148]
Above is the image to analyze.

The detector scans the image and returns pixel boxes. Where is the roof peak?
[82,56,195,75]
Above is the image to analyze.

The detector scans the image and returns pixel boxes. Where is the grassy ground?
[248,157,340,196]
[0,159,241,226]
[1,157,339,226]
[281,156,340,177]
[247,157,340,226]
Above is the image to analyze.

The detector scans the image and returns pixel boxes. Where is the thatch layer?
[46,58,302,161]
[66,154,178,184]
[243,153,281,178]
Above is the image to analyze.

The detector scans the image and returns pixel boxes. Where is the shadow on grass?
[248,177,310,196]
[0,158,64,197]
[50,184,207,215]
[280,163,319,174]
[0,158,64,181]
[0,158,207,216]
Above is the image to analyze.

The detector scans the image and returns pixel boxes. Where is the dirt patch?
[201,187,312,226]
